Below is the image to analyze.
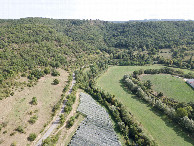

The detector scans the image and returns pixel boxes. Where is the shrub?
[67,116,75,128]
[15,126,25,133]
[10,142,17,146]
[181,116,194,132]
[42,135,59,146]
[44,67,51,74]
[10,132,16,136]
[10,92,14,96]
[176,107,188,118]
[59,115,65,125]
[164,106,176,119]
[28,115,38,124]
[1,121,8,128]
[28,69,44,80]
[118,122,126,134]
[51,70,60,76]
[75,113,80,119]
[155,100,166,111]
[28,133,37,141]
[31,97,38,105]
[21,73,26,77]
[53,79,59,85]
[136,87,145,98]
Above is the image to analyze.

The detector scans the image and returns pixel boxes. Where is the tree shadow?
[119,79,194,145]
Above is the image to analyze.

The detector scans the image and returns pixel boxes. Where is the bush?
[176,107,188,118]
[21,73,26,77]
[164,106,176,119]
[28,133,37,141]
[1,121,8,128]
[15,126,25,133]
[181,116,194,132]
[10,132,16,136]
[10,142,17,146]
[44,67,51,74]
[31,97,38,105]
[28,69,44,80]
[67,116,75,128]
[28,115,38,124]
[42,135,59,146]
[10,92,14,96]
[59,115,65,125]
[53,79,59,85]
[51,70,60,76]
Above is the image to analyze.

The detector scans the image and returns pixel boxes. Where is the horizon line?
[0,17,194,22]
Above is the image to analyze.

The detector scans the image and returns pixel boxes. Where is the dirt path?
[35,73,76,146]
[55,89,83,146]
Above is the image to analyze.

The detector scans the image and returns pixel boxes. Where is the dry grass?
[0,69,68,146]
[155,49,172,59]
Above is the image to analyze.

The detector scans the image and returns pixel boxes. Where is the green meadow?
[140,74,194,102]
[96,65,193,146]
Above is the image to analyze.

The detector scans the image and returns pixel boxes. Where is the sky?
[0,0,194,21]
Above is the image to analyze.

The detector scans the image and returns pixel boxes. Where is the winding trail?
[36,73,76,146]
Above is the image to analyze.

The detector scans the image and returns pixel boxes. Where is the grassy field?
[156,49,172,59]
[140,74,194,102]
[96,65,193,146]
[168,67,194,74]
[0,69,68,146]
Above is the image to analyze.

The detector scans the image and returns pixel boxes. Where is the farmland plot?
[96,66,193,146]
[70,92,121,146]
[140,74,194,102]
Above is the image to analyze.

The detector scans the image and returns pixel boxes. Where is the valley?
[0,18,193,145]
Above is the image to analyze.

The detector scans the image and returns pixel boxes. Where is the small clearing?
[156,49,172,59]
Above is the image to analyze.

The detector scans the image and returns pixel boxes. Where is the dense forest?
[0,18,194,99]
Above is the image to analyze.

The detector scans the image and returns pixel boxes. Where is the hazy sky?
[0,0,194,20]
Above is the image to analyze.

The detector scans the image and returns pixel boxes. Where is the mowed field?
[96,65,193,146]
[0,69,68,146]
[140,74,194,102]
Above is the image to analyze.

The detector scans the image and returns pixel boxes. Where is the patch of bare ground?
[54,89,84,146]
[138,74,149,78]
[0,69,68,146]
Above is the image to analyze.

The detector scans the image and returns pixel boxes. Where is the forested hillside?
[0,18,193,99]
[104,21,194,49]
